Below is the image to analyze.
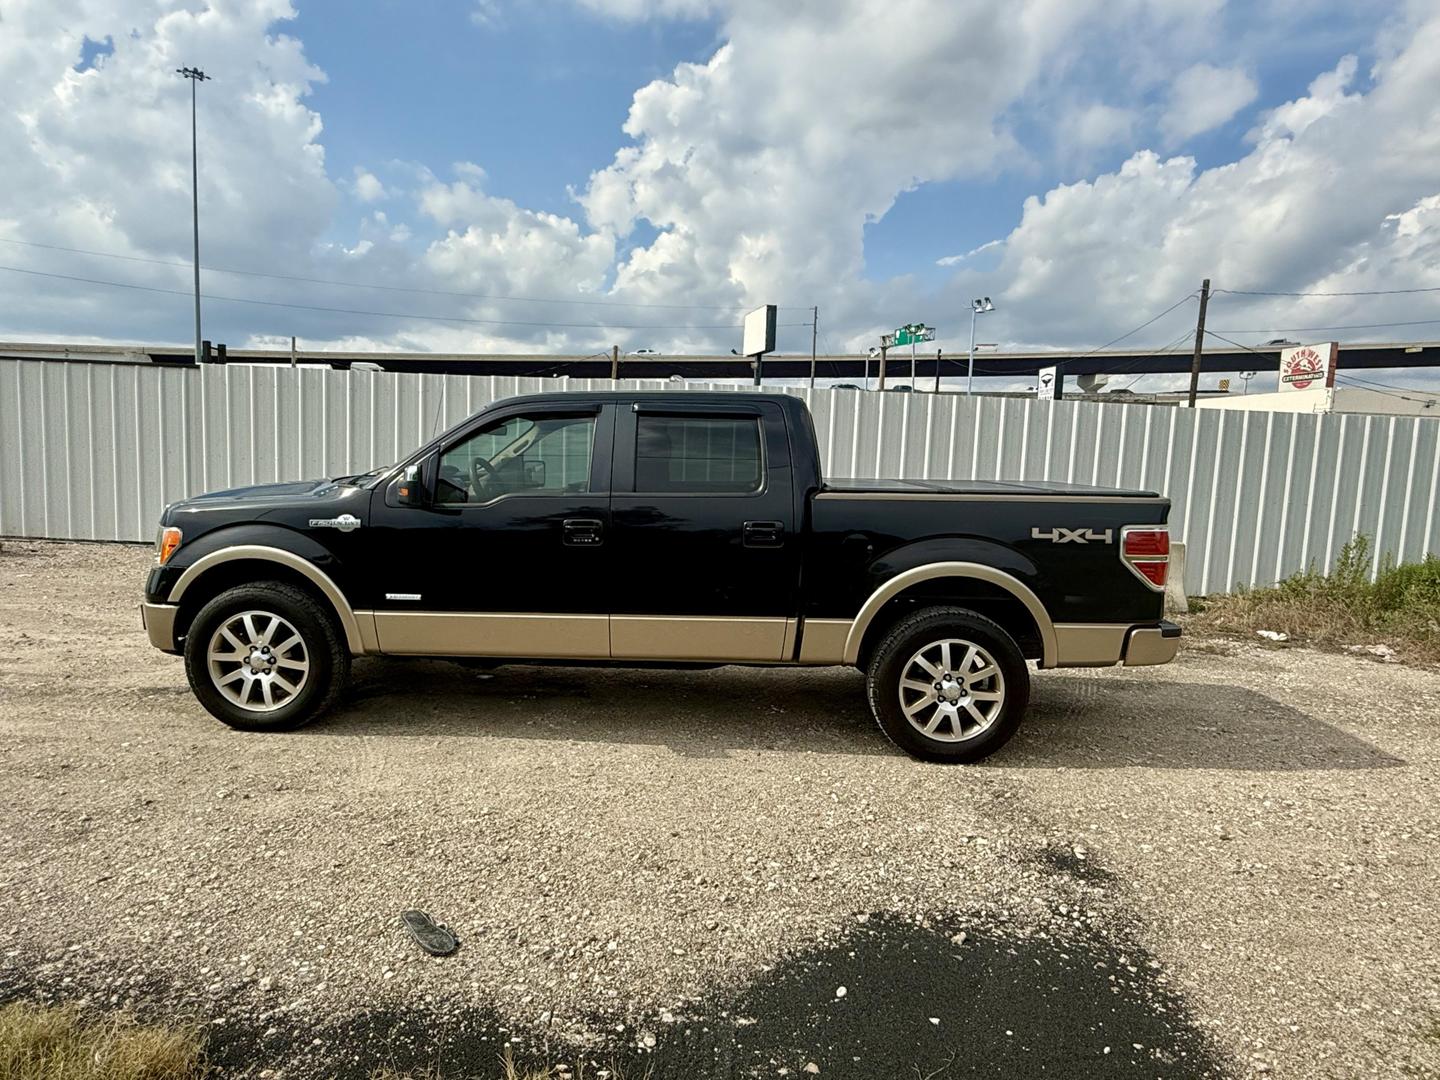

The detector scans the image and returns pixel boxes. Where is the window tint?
[435,414,595,504]
[635,415,762,493]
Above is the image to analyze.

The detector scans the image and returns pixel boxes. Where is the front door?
[608,399,801,661]
[365,402,614,657]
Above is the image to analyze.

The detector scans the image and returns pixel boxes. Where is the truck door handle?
[562,518,604,547]
[743,520,784,548]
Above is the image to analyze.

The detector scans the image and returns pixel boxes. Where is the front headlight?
[156,526,183,565]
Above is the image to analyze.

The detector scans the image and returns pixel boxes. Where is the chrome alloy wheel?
[206,610,310,713]
[897,638,1006,742]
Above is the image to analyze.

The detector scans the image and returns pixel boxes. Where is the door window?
[436,414,595,504]
[634,415,762,493]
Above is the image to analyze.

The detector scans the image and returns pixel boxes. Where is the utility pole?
[290,335,297,369]
[878,342,888,390]
[934,348,943,393]
[809,306,818,389]
[909,339,917,386]
[610,344,619,381]
[177,67,209,365]
[1186,278,1211,408]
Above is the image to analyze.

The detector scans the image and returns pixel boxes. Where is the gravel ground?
[0,540,1437,1079]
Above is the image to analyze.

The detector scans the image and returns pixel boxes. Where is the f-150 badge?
[308,513,362,532]
[1032,526,1113,544]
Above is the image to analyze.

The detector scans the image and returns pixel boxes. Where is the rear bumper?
[1052,619,1181,667]
[1123,620,1182,666]
[140,602,180,654]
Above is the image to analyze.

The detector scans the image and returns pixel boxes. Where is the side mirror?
[397,464,426,507]
[523,459,547,488]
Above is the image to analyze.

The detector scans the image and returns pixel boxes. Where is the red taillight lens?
[1133,560,1168,587]
[1121,525,1169,591]
[1122,529,1170,557]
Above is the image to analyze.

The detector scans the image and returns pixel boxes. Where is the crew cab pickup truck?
[141,392,1179,762]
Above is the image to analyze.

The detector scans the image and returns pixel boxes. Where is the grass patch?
[1188,536,1440,665]
[0,1002,206,1080]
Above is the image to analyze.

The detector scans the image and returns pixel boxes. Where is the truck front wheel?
[183,581,350,732]
[865,606,1030,763]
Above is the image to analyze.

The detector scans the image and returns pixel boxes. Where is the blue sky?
[1,0,1437,393]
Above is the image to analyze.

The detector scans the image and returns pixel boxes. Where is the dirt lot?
[1,541,1437,1079]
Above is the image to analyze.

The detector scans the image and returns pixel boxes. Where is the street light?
[177,66,210,365]
[967,297,995,396]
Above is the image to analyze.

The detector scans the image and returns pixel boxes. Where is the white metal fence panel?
[2,357,1438,595]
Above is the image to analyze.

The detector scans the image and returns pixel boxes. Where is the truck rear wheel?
[183,581,350,732]
[865,606,1029,763]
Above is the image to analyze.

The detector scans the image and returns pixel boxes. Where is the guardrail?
[2,357,1436,594]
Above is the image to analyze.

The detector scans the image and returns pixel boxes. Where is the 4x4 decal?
[1031,526,1113,545]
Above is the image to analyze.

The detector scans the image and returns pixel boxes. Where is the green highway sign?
[892,323,935,346]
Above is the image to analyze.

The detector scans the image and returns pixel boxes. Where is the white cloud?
[937,240,1004,267]
[0,0,1435,372]
[352,167,387,203]
[986,23,1440,350]
[1162,62,1259,142]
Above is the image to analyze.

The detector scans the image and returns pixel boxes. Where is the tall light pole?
[967,297,995,395]
[177,67,210,364]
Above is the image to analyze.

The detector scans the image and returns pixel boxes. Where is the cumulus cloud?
[0,0,1435,372]
[351,168,387,203]
[1161,62,1259,142]
[987,26,1440,352]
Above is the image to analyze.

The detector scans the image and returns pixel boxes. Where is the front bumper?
[1123,620,1182,666]
[140,602,180,653]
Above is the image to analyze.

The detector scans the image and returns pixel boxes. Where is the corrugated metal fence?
[2,357,1437,595]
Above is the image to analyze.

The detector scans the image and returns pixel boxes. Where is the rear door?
[608,399,801,661]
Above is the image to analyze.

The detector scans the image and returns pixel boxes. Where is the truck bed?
[820,477,1162,499]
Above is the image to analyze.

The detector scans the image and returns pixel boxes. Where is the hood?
[177,478,336,506]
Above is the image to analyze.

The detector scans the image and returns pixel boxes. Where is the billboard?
[742,305,777,357]
[1278,342,1338,393]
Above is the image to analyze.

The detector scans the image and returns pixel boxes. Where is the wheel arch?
[845,562,1057,669]
[167,546,366,654]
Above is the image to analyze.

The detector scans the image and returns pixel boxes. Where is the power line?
[1210,317,1440,334]
[0,237,807,312]
[1335,376,1440,406]
[0,264,812,332]
[1076,292,1197,355]
[1214,284,1440,298]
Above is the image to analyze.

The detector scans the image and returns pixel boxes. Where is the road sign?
[1036,365,1058,400]
[892,323,935,347]
[1218,378,1231,391]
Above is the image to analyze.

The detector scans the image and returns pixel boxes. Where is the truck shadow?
[326,659,1401,771]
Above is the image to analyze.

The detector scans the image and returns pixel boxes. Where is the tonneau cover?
[820,477,1161,498]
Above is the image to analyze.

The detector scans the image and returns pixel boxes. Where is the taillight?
[156,526,183,565]
[1121,526,1168,590]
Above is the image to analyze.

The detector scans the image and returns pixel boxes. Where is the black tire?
[865,605,1030,763]
[183,581,350,732]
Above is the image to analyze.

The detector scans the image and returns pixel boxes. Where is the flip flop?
[400,909,459,956]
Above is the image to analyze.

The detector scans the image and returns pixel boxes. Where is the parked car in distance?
[629,348,660,355]
[888,384,913,392]
[141,392,1179,762]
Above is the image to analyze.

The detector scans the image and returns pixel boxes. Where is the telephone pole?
[177,67,210,365]
[1186,278,1211,408]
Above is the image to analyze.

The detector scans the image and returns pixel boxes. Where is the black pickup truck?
[141,391,1178,762]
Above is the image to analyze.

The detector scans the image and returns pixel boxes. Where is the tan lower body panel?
[372,612,609,658]
[610,616,789,662]
[797,618,850,664]
[1052,623,1129,667]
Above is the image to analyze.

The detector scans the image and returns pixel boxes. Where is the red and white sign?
[1278,342,1338,393]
